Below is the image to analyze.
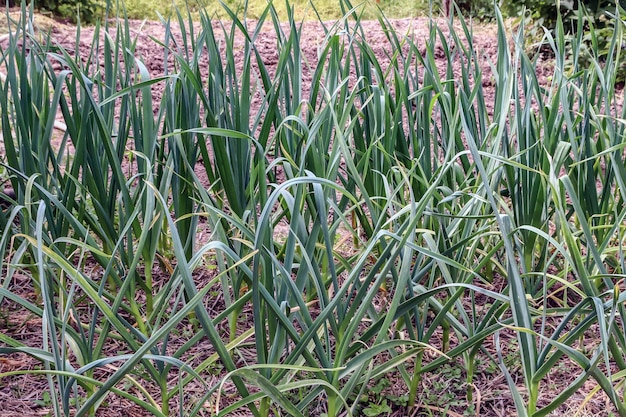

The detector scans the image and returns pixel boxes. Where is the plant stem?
[408,350,424,408]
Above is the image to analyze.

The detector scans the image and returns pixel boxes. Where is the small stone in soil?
[1,187,16,208]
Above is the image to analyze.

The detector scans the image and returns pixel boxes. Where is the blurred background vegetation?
[8,0,626,25]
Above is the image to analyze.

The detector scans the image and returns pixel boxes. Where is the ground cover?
[1,2,626,416]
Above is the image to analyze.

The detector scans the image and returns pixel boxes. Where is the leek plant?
[3,1,626,416]
[460,6,626,417]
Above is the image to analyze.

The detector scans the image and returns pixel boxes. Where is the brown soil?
[0,13,618,417]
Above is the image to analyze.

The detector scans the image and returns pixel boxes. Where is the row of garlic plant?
[1,1,626,415]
